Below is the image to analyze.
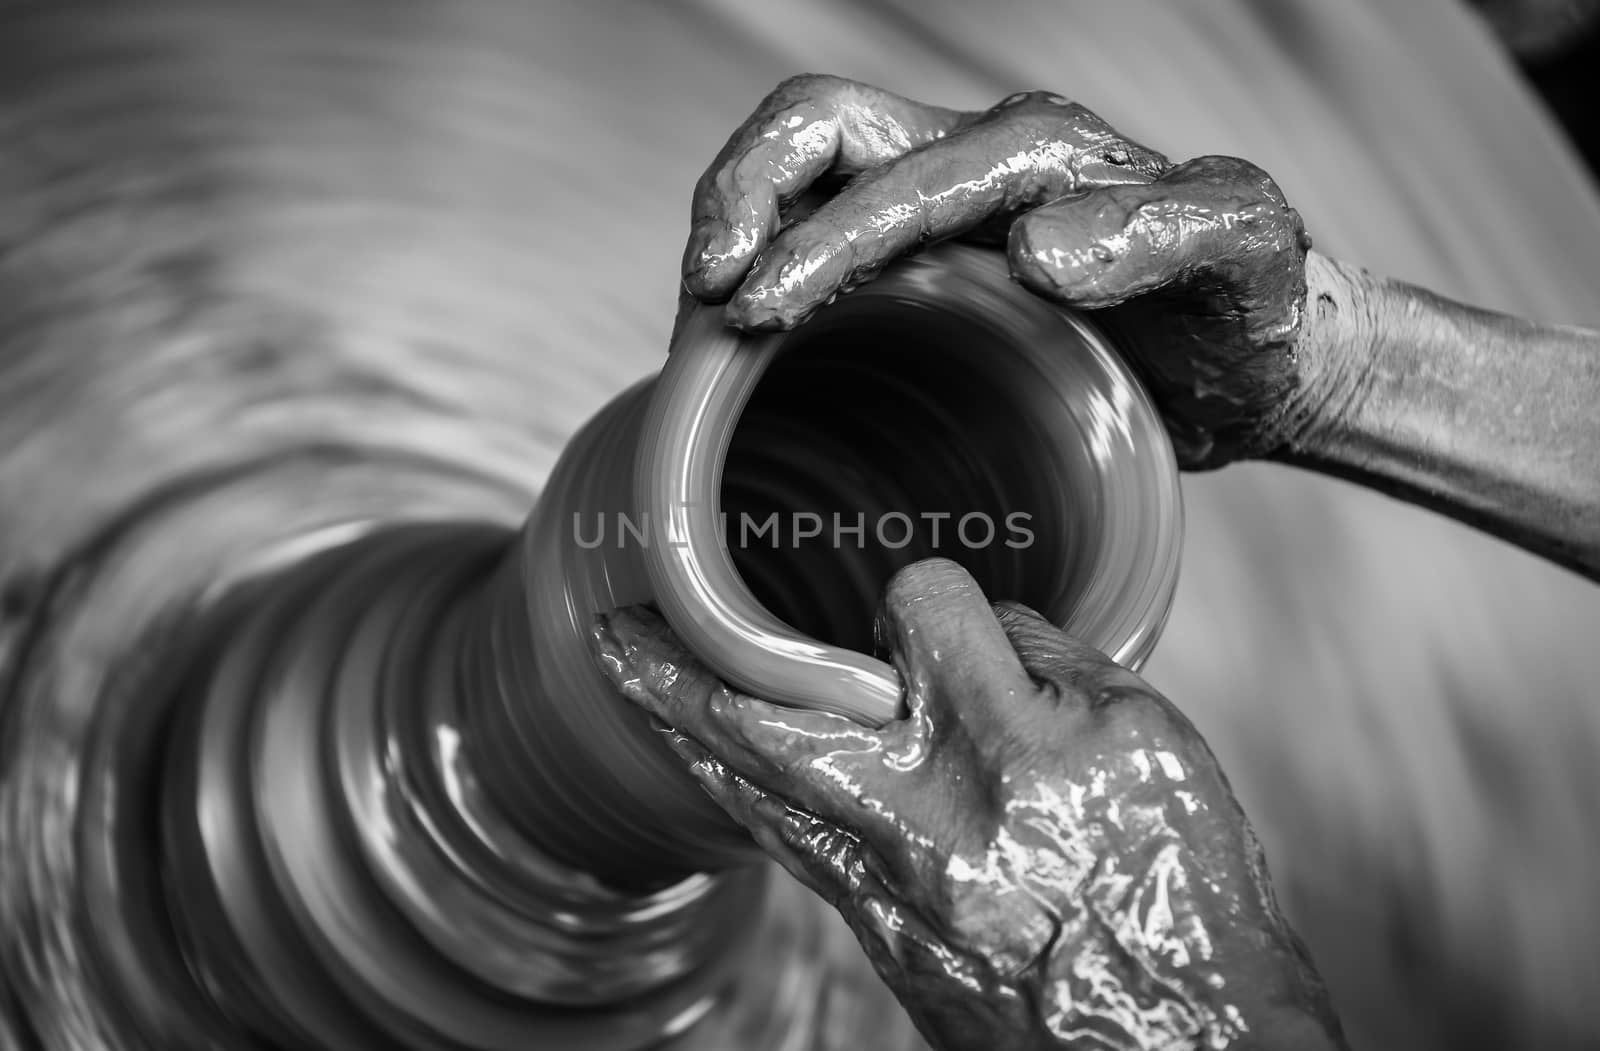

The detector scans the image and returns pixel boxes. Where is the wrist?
[1263,253,1600,576]
[1238,1004,1350,1051]
[1269,251,1380,463]
[1027,890,1345,1050]
[1215,936,1349,1051]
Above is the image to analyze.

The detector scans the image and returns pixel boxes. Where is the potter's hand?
[682,74,1315,467]
[590,559,1347,1050]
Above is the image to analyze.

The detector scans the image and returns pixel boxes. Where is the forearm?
[1275,252,1600,580]
[1217,947,1350,1051]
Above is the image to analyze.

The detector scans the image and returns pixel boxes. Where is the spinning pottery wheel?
[8,3,1600,1049]
[13,245,1181,1048]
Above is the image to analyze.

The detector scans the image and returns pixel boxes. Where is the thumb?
[1007,155,1309,339]
[874,559,1034,724]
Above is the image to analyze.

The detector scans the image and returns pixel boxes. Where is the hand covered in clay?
[591,559,1347,1050]
[682,74,1321,468]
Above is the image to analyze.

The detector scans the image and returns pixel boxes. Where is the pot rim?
[635,244,1183,726]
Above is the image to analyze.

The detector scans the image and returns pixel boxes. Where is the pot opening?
[720,295,1102,655]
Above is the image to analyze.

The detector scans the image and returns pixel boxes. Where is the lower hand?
[590,558,1346,1050]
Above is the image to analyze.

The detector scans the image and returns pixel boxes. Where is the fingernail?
[729,293,805,333]
[658,724,710,764]
[589,611,666,712]
[871,609,892,659]
[682,224,713,275]
[686,762,721,793]
[604,604,643,633]
[682,751,739,806]
[858,895,906,965]
[682,223,735,297]
[725,289,775,332]
[600,606,666,658]
[588,615,627,678]
[683,263,714,300]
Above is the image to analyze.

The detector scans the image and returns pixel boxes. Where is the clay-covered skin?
[1277,258,1600,581]
[1017,161,1314,469]
[685,73,1600,573]
[591,559,1348,1051]
[682,74,1314,468]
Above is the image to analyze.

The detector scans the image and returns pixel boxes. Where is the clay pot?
[491,242,1185,886]
[67,243,1183,1049]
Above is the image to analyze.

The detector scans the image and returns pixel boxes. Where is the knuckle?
[992,89,1076,114]
[1240,201,1306,253]
[1086,673,1152,711]
[1088,684,1185,744]
[1003,617,1073,668]
[690,165,725,205]
[996,93,1100,141]
[1128,197,1177,227]
[1113,142,1170,178]
[769,72,846,107]
[1235,159,1290,204]
[1172,155,1291,209]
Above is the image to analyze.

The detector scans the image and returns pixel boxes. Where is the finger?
[590,606,895,828]
[671,730,934,991]
[726,92,1168,330]
[1007,154,1309,338]
[655,724,866,904]
[990,601,1142,697]
[875,559,1034,727]
[685,75,970,301]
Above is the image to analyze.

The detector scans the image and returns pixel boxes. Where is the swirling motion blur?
[3,3,1600,1051]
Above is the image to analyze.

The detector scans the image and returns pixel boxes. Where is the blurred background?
[1,1,1598,1048]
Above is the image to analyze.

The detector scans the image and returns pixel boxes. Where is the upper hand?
[590,559,1346,1050]
[681,74,1318,468]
